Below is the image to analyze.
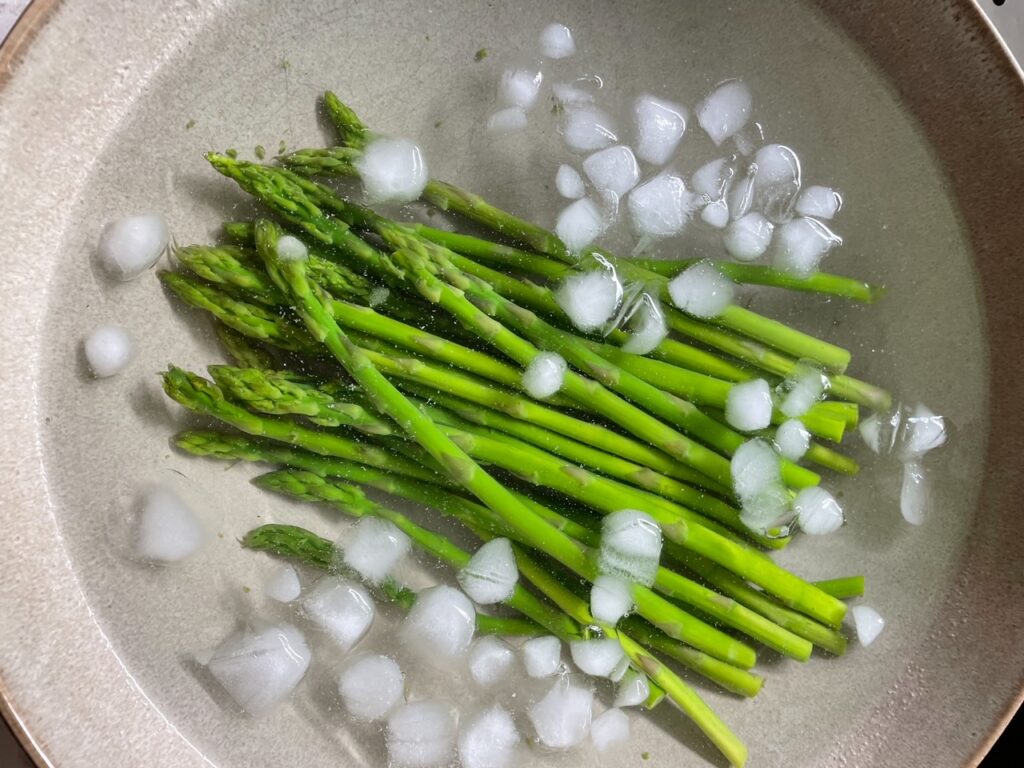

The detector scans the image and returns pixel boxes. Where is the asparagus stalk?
[254,470,578,639]
[242,523,542,638]
[207,157,746,488]
[507,541,749,767]
[813,576,866,600]
[296,106,849,373]
[176,431,811,665]
[161,367,445,482]
[209,364,393,435]
[214,322,275,370]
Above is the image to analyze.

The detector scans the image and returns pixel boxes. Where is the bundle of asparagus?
[158,93,885,767]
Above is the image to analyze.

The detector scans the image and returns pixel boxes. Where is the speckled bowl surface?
[1,1,1022,767]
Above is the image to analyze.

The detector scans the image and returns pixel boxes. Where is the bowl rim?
[1,0,1022,766]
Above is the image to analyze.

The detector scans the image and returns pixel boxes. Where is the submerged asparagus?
[145,88,899,767]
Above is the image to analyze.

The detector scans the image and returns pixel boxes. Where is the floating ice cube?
[264,564,301,603]
[793,486,844,535]
[468,636,516,686]
[900,460,928,525]
[614,669,650,708]
[487,107,529,133]
[552,81,595,107]
[776,364,828,418]
[591,708,630,752]
[899,404,947,460]
[274,234,308,262]
[583,145,640,199]
[667,260,734,318]
[458,705,521,768]
[204,621,311,717]
[528,677,594,749]
[563,107,618,152]
[540,23,576,59]
[386,700,456,767]
[697,80,753,145]
[731,439,782,501]
[555,197,608,253]
[627,172,695,239]
[556,164,586,199]
[620,294,668,355]
[751,144,801,222]
[569,638,628,680]
[633,94,687,165]
[795,185,842,220]
[724,212,774,261]
[590,575,634,624]
[98,213,170,280]
[500,69,543,110]
[522,635,562,678]
[555,267,621,331]
[303,576,375,651]
[691,157,735,200]
[773,217,841,276]
[342,517,411,584]
[522,352,568,399]
[852,605,885,647]
[84,324,135,378]
[774,419,811,461]
[338,654,404,721]
[727,174,755,220]
[726,378,773,432]
[458,538,519,604]
[700,199,730,228]
[598,509,662,587]
[401,585,476,661]
[354,137,428,203]
[739,483,793,534]
[136,485,204,563]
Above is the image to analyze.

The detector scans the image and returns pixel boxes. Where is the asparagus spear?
[253,471,577,639]
[813,576,866,600]
[214,322,275,370]
[163,268,727,494]
[206,156,748,487]
[176,431,811,663]
[209,364,393,435]
[257,467,756,669]
[242,523,542,638]
[302,100,850,373]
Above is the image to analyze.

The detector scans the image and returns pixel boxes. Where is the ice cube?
[386,700,456,767]
[555,164,586,199]
[555,267,621,331]
[136,485,204,563]
[522,635,562,678]
[627,172,695,239]
[795,185,842,220]
[458,705,521,768]
[540,23,576,59]
[338,654,404,720]
[204,621,311,717]
[591,707,630,752]
[563,107,618,152]
[793,486,844,535]
[528,677,594,749]
[633,94,688,165]
[598,509,662,587]
[697,80,753,145]
[458,538,519,604]
[730,439,781,501]
[569,638,628,680]
[98,213,170,280]
[667,260,734,318]
[555,197,608,253]
[583,145,640,198]
[84,325,135,378]
[500,69,543,110]
[342,517,412,584]
[264,564,301,603]
[726,378,774,432]
[302,576,375,651]
[774,419,811,461]
[773,217,841,276]
[354,136,428,203]
[590,575,634,624]
[521,352,568,399]
[468,636,516,686]
[724,212,774,261]
[401,585,476,661]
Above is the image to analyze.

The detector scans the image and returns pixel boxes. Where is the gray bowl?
[1,1,1022,766]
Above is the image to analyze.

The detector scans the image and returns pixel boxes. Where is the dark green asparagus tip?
[322,91,369,148]
[242,523,335,570]
[255,468,373,516]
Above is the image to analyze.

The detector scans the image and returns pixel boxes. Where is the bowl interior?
[1,1,1012,767]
